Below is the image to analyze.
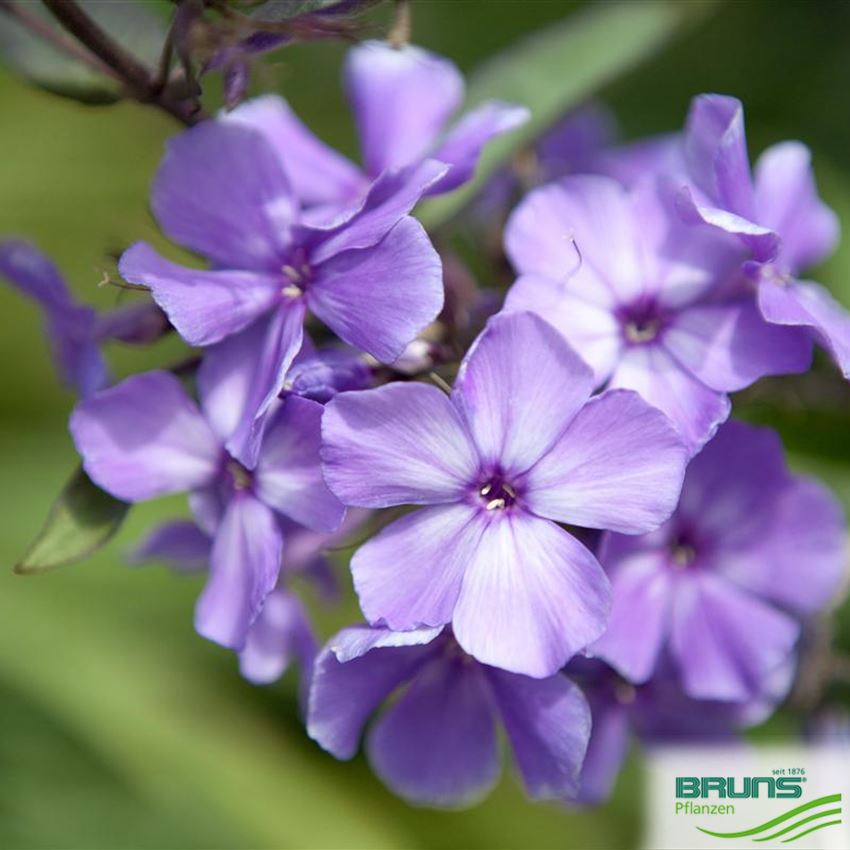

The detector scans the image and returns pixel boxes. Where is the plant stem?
[41,0,205,125]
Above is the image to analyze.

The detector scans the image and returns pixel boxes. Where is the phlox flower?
[590,421,847,702]
[308,623,591,808]
[504,174,811,453]
[321,311,688,678]
[70,369,344,650]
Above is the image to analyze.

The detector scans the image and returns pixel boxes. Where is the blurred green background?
[1,1,850,847]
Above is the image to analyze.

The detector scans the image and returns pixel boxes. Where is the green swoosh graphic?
[782,819,843,843]
[696,794,842,838]
[753,808,842,842]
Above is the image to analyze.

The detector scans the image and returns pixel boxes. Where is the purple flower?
[0,240,167,397]
[118,118,445,467]
[504,175,812,453]
[321,311,688,677]
[307,623,591,807]
[570,657,795,804]
[284,342,372,403]
[224,41,528,212]
[590,421,846,702]
[680,94,850,377]
[70,369,344,650]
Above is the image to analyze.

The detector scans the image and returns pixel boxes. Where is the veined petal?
[224,95,364,207]
[307,624,441,759]
[663,300,812,392]
[119,242,281,347]
[607,345,730,455]
[452,311,595,474]
[151,121,294,270]
[70,371,220,502]
[367,656,499,808]
[428,101,530,194]
[351,504,485,630]
[254,395,344,533]
[322,382,478,508]
[487,668,591,800]
[195,493,283,651]
[345,40,462,175]
[452,513,610,678]
[525,389,687,532]
[308,217,443,363]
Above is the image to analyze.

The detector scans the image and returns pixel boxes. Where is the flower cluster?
[3,40,849,810]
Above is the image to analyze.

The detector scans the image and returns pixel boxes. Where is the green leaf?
[15,467,129,575]
[418,0,717,230]
[0,1,169,104]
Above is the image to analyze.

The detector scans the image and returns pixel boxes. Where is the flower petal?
[754,141,839,274]
[194,493,283,651]
[486,668,591,800]
[428,101,530,194]
[308,217,443,363]
[367,656,499,808]
[575,698,631,804]
[224,95,364,207]
[663,299,812,392]
[254,395,344,532]
[119,242,281,347]
[239,589,317,686]
[453,513,610,678]
[758,278,850,379]
[670,573,799,702]
[70,371,220,502]
[452,311,595,474]
[504,273,622,384]
[607,344,730,455]
[322,382,478,508]
[525,388,687,532]
[151,121,293,270]
[351,504,485,630]
[129,520,211,572]
[345,40,462,175]
[307,624,441,759]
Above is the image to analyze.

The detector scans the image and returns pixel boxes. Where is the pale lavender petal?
[684,94,755,219]
[69,371,220,502]
[223,302,307,469]
[224,95,364,206]
[239,590,317,685]
[345,40,462,175]
[607,344,730,455]
[151,121,293,270]
[119,242,281,347]
[452,513,610,678]
[189,486,226,537]
[428,101,530,194]
[306,160,447,264]
[720,476,848,616]
[452,311,595,473]
[254,395,344,532]
[307,624,441,759]
[352,504,484,630]
[505,177,642,302]
[322,383,478,508]
[129,520,211,572]
[308,217,443,363]
[591,133,684,189]
[367,656,499,808]
[754,141,839,273]
[487,668,591,799]
[195,493,283,651]
[525,389,687,532]
[576,699,631,804]
[504,274,622,384]
[663,299,812,392]
[758,279,850,378]
[670,573,799,701]
[590,549,673,684]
